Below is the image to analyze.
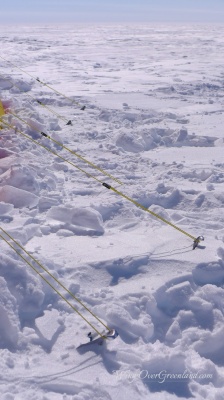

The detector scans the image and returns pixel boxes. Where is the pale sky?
[0,0,224,24]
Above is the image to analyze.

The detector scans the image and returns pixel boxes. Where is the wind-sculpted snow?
[0,185,39,208]
[0,23,224,400]
[115,126,216,153]
[0,166,39,194]
[0,252,45,348]
[47,205,104,235]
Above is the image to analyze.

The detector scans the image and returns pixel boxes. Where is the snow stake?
[0,226,112,339]
[84,329,119,346]
[193,236,204,250]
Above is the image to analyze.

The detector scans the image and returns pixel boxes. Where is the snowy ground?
[0,23,224,400]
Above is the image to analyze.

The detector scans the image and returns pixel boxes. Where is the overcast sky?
[0,0,224,24]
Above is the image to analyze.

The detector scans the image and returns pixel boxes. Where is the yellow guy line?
[0,228,109,337]
[2,117,200,243]
[0,120,197,241]
[0,118,110,185]
[6,112,123,186]
[0,55,85,110]
[0,73,71,125]
[102,183,197,241]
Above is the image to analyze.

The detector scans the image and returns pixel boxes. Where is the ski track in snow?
[0,24,224,400]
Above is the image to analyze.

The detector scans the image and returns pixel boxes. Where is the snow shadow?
[104,255,149,286]
[152,273,215,343]
[76,342,120,374]
[26,354,99,385]
[140,336,195,398]
[31,321,65,353]
[192,259,224,287]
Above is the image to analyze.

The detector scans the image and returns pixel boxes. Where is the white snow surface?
[0,23,224,400]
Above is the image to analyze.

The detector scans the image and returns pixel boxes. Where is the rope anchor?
[193,236,204,250]
[0,226,112,338]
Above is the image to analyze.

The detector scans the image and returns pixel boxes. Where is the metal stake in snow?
[0,119,204,249]
[0,226,118,342]
[193,236,204,250]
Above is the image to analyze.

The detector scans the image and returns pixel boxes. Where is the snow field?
[0,23,224,399]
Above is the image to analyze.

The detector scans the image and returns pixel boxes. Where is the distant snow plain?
[0,23,224,400]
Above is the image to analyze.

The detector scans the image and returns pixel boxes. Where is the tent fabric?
[0,100,5,117]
